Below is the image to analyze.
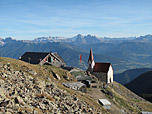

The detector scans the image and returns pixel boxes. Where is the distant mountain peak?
[5,37,13,39]
[76,34,84,38]
[136,34,152,42]
[72,34,101,44]
[143,34,152,37]
[2,37,17,42]
[86,34,91,37]
[33,36,66,43]
[137,34,152,39]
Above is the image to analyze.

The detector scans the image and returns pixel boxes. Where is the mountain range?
[1,34,152,44]
[1,34,152,74]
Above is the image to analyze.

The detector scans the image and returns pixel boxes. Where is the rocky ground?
[0,58,152,114]
[0,61,105,114]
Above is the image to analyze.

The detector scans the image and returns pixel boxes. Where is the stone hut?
[20,52,65,67]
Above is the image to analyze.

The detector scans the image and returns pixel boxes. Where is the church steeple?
[88,48,95,72]
[88,48,94,62]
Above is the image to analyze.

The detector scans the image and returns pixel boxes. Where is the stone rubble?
[0,63,102,114]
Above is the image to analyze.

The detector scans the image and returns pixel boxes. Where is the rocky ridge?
[0,60,105,114]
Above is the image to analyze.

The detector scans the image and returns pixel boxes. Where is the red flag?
[80,54,82,63]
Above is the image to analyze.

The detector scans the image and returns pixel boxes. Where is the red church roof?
[93,62,111,73]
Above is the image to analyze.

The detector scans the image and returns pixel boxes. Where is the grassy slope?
[1,57,152,113]
[111,82,152,112]
[125,71,152,102]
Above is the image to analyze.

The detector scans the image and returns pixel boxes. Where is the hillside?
[0,57,105,113]
[114,68,152,85]
[125,71,152,102]
[0,57,152,113]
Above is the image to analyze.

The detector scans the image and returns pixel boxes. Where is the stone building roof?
[63,82,86,91]
[20,52,49,64]
[52,52,64,63]
[20,52,64,64]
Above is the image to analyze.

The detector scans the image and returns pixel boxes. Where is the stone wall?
[93,72,107,83]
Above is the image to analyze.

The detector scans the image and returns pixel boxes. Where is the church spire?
[88,48,95,72]
[88,48,94,62]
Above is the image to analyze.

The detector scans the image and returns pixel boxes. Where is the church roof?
[93,62,111,73]
[88,48,94,62]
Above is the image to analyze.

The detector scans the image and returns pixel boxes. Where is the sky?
[0,0,152,40]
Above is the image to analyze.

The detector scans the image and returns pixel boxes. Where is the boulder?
[52,72,61,80]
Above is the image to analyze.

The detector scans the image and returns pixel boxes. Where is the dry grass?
[138,102,152,112]
[43,65,77,82]
[109,82,152,113]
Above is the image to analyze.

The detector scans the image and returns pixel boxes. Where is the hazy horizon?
[0,33,144,40]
